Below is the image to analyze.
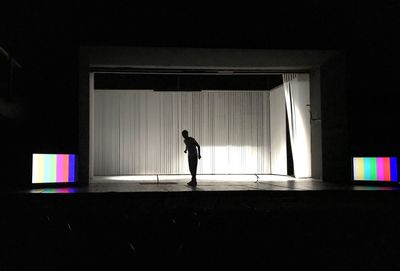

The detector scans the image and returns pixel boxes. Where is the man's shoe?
[187,180,197,186]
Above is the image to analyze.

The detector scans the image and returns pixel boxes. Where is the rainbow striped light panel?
[32,154,76,183]
[353,157,397,182]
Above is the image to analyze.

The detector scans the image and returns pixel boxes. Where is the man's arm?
[195,141,201,159]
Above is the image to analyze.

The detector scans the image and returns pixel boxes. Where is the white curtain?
[269,84,287,175]
[93,90,271,175]
[283,74,311,178]
[93,90,120,175]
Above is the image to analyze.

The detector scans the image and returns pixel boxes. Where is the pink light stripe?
[377,157,384,181]
[56,155,62,182]
[62,155,70,182]
[56,155,69,182]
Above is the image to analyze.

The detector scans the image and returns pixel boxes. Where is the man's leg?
[188,156,198,184]
[192,156,198,180]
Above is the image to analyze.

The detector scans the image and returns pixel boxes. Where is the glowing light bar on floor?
[95,175,158,182]
[353,157,397,182]
[93,175,298,182]
[32,154,76,183]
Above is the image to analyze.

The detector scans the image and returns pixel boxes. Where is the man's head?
[182,130,189,138]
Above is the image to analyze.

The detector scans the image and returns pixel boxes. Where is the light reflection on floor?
[92,174,300,183]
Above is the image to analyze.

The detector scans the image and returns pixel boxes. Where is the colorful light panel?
[32,154,76,183]
[353,157,397,182]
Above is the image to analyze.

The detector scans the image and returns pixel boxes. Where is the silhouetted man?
[182,130,201,186]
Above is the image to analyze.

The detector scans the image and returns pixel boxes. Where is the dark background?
[1,3,400,270]
[1,1,399,189]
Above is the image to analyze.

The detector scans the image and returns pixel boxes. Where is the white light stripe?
[92,174,299,183]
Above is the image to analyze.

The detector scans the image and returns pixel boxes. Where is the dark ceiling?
[94,73,284,91]
[3,1,398,91]
[2,1,398,59]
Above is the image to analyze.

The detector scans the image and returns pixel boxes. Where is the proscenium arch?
[79,47,347,184]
